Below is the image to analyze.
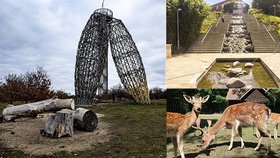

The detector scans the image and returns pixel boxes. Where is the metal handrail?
[263,24,275,42]
[263,24,276,53]
[202,25,212,43]
[253,15,260,28]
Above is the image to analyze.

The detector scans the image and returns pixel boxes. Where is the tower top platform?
[94,8,113,18]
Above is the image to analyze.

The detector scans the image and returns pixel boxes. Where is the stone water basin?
[197,58,280,88]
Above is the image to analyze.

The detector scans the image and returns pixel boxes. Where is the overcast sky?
[204,0,252,5]
[0,0,165,94]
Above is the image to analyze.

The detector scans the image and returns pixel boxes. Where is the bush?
[201,12,218,33]
[250,8,280,36]
[54,90,73,99]
[0,66,54,103]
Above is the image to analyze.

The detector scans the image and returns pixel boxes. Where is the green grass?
[167,114,280,158]
[0,100,166,158]
[197,62,277,88]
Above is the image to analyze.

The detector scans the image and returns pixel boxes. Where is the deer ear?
[201,95,210,103]
[183,95,193,104]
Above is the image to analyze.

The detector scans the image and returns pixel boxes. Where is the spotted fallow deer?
[167,95,210,158]
[202,102,272,152]
[255,112,280,139]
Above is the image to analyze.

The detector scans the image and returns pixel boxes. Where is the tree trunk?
[73,108,98,132]
[42,110,74,138]
[2,97,75,122]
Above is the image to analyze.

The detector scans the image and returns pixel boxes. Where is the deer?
[255,112,280,139]
[201,102,271,152]
[191,117,212,136]
[166,95,210,158]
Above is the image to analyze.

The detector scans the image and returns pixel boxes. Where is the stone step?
[184,13,280,54]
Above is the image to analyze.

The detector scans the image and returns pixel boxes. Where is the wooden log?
[42,110,73,138]
[2,97,75,122]
[73,108,98,132]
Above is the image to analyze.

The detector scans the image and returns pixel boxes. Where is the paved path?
[166,53,280,88]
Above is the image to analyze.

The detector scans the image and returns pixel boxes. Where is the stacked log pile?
[1,97,98,138]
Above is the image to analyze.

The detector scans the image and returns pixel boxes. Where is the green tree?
[167,0,211,53]
[252,0,280,16]
[266,89,280,113]
[167,89,228,114]
[223,2,236,13]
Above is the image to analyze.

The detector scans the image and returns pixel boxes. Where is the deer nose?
[197,108,201,112]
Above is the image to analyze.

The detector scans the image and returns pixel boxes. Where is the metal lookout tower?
[74,7,150,105]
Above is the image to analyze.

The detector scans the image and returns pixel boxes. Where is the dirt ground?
[0,114,110,156]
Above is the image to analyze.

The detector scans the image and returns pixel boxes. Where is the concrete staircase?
[185,13,280,53]
[185,14,231,53]
[243,14,279,53]
[270,31,280,53]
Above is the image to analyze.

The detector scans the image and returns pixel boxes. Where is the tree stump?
[2,97,75,122]
[42,110,74,138]
[73,108,98,132]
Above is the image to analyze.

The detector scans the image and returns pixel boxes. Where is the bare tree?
[2,74,25,104]
[24,67,54,102]
[149,87,166,99]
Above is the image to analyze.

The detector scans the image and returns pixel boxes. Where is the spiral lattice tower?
[75,8,150,105]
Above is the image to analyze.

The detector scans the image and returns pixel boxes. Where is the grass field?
[167,114,280,158]
[0,100,166,158]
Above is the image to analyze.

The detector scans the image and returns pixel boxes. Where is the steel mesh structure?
[75,8,150,105]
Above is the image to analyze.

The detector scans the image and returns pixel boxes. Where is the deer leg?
[274,124,278,139]
[172,137,178,158]
[255,125,271,152]
[238,127,245,148]
[177,134,185,158]
[256,128,261,138]
[254,136,263,151]
[228,126,236,150]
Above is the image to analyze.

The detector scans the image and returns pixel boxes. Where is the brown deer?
[202,102,271,152]
[255,112,280,139]
[167,95,210,158]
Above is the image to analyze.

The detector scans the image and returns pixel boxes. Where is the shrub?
[250,8,280,36]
